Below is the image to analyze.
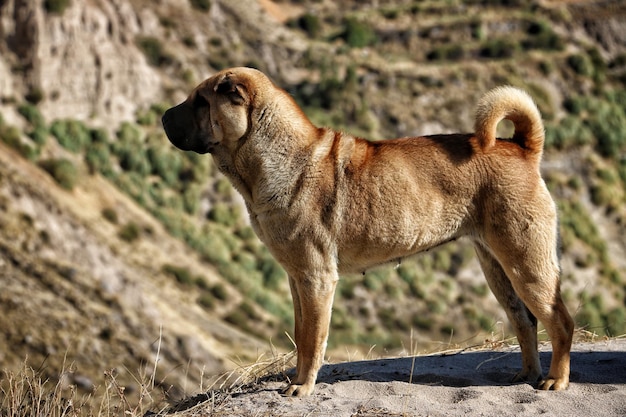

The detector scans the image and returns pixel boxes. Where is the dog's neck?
[215,94,322,212]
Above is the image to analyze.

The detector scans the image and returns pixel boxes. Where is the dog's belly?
[336,225,461,274]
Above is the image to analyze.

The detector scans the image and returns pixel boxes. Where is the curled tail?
[474,86,545,159]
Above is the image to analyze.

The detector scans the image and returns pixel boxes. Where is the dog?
[162,67,574,397]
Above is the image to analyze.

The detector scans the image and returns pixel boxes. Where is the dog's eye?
[193,93,209,108]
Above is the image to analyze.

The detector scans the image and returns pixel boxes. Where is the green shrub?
[538,60,554,75]
[587,47,606,74]
[440,324,455,336]
[114,136,150,175]
[291,13,322,38]
[189,0,210,11]
[85,142,113,175]
[39,158,78,190]
[479,38,518,59]
[260,256,286,290]
[214,177,232,196]
[396,263,418,283]
[197,233,232,266]
[116,121,141,143]
[194,276,210,290]
[471,283,489,297]
[148,183,166,206]
[102,207,118,224]
[559,200,607,264]
[211,284,229,301]
[470,20,485,41]
[554,90,626,158]
[114,173,150,207]
[545,116,594,150]
[341,17,377,48]
[136,36,173,67]
[28,126,48,145]
[576,303,604,333]
[605,308,626,336]
[224,309,249,329]
[25,87,45,104]
[338,279,356,300]
[234,251,258,271]
[412,313,433,331]
[50,119,91,153]
[113,126,151,176]
[207,203,239,226]
[182,186,200,215]
[118,148,150,175]
[523,20,563,51]
[563,96,587,115]
[147,146,182,186]
[241,302,261,320]
[136,109,157,126]
[587,106,626,159]
[433,249,452,272]
[426,44,464,61]
[18,103,46,128]
[384,281,403,299]
[162,264,194,285]
[331,307,355,331]
[0,122,37,159]
[478,315,494,331]
[44,0,71,14]
[567,54,594,77]
[235,226,256,242]
[589,183,616,208]
[426,298,447,314]
[198,294,215,309]
[118,222,141,242]
[90,128,110,143]
[292,68,349,111]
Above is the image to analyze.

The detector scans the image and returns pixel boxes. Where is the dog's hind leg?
[502,258,573,390]
[482,213,574,391]
[474,242,542,383]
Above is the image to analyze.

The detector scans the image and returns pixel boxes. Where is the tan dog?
[162,67,574,397]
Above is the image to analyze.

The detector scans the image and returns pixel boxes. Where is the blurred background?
[0,0,624,409]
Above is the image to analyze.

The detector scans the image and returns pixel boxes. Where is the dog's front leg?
[288,276,303,383]
[283,273,338,397]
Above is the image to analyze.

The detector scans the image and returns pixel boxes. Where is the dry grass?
[167,346,297,415]
[0,357,170,417]
[0,342,294,416]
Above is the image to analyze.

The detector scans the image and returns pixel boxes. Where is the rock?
[0,0,161,125]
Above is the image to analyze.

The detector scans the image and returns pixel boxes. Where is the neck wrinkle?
[231,102,319,212]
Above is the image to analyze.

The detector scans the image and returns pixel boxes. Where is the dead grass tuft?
[0,358,169,417]
[167,347,296,415]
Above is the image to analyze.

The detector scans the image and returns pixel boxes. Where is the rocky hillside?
[0,0,625,410]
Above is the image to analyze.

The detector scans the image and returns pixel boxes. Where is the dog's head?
[162,67,271,154]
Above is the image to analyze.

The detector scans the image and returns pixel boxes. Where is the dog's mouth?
[162,108,219,154]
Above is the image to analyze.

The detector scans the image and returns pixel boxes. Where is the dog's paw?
[512,369,542,384]
[282,382,315,397]
[538,376,569,391]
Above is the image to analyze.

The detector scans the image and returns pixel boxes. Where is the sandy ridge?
[170,339,626,417]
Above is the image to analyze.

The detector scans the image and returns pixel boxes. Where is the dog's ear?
[214,75,246,105]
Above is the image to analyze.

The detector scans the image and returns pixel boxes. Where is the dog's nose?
[162,104,193,149]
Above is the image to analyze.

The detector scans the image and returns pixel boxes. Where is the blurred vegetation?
[38,158,78,191]
[136,36,174,68]
[44,0,71,14]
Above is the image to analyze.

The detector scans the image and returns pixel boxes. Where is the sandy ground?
[172,338,626,416]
